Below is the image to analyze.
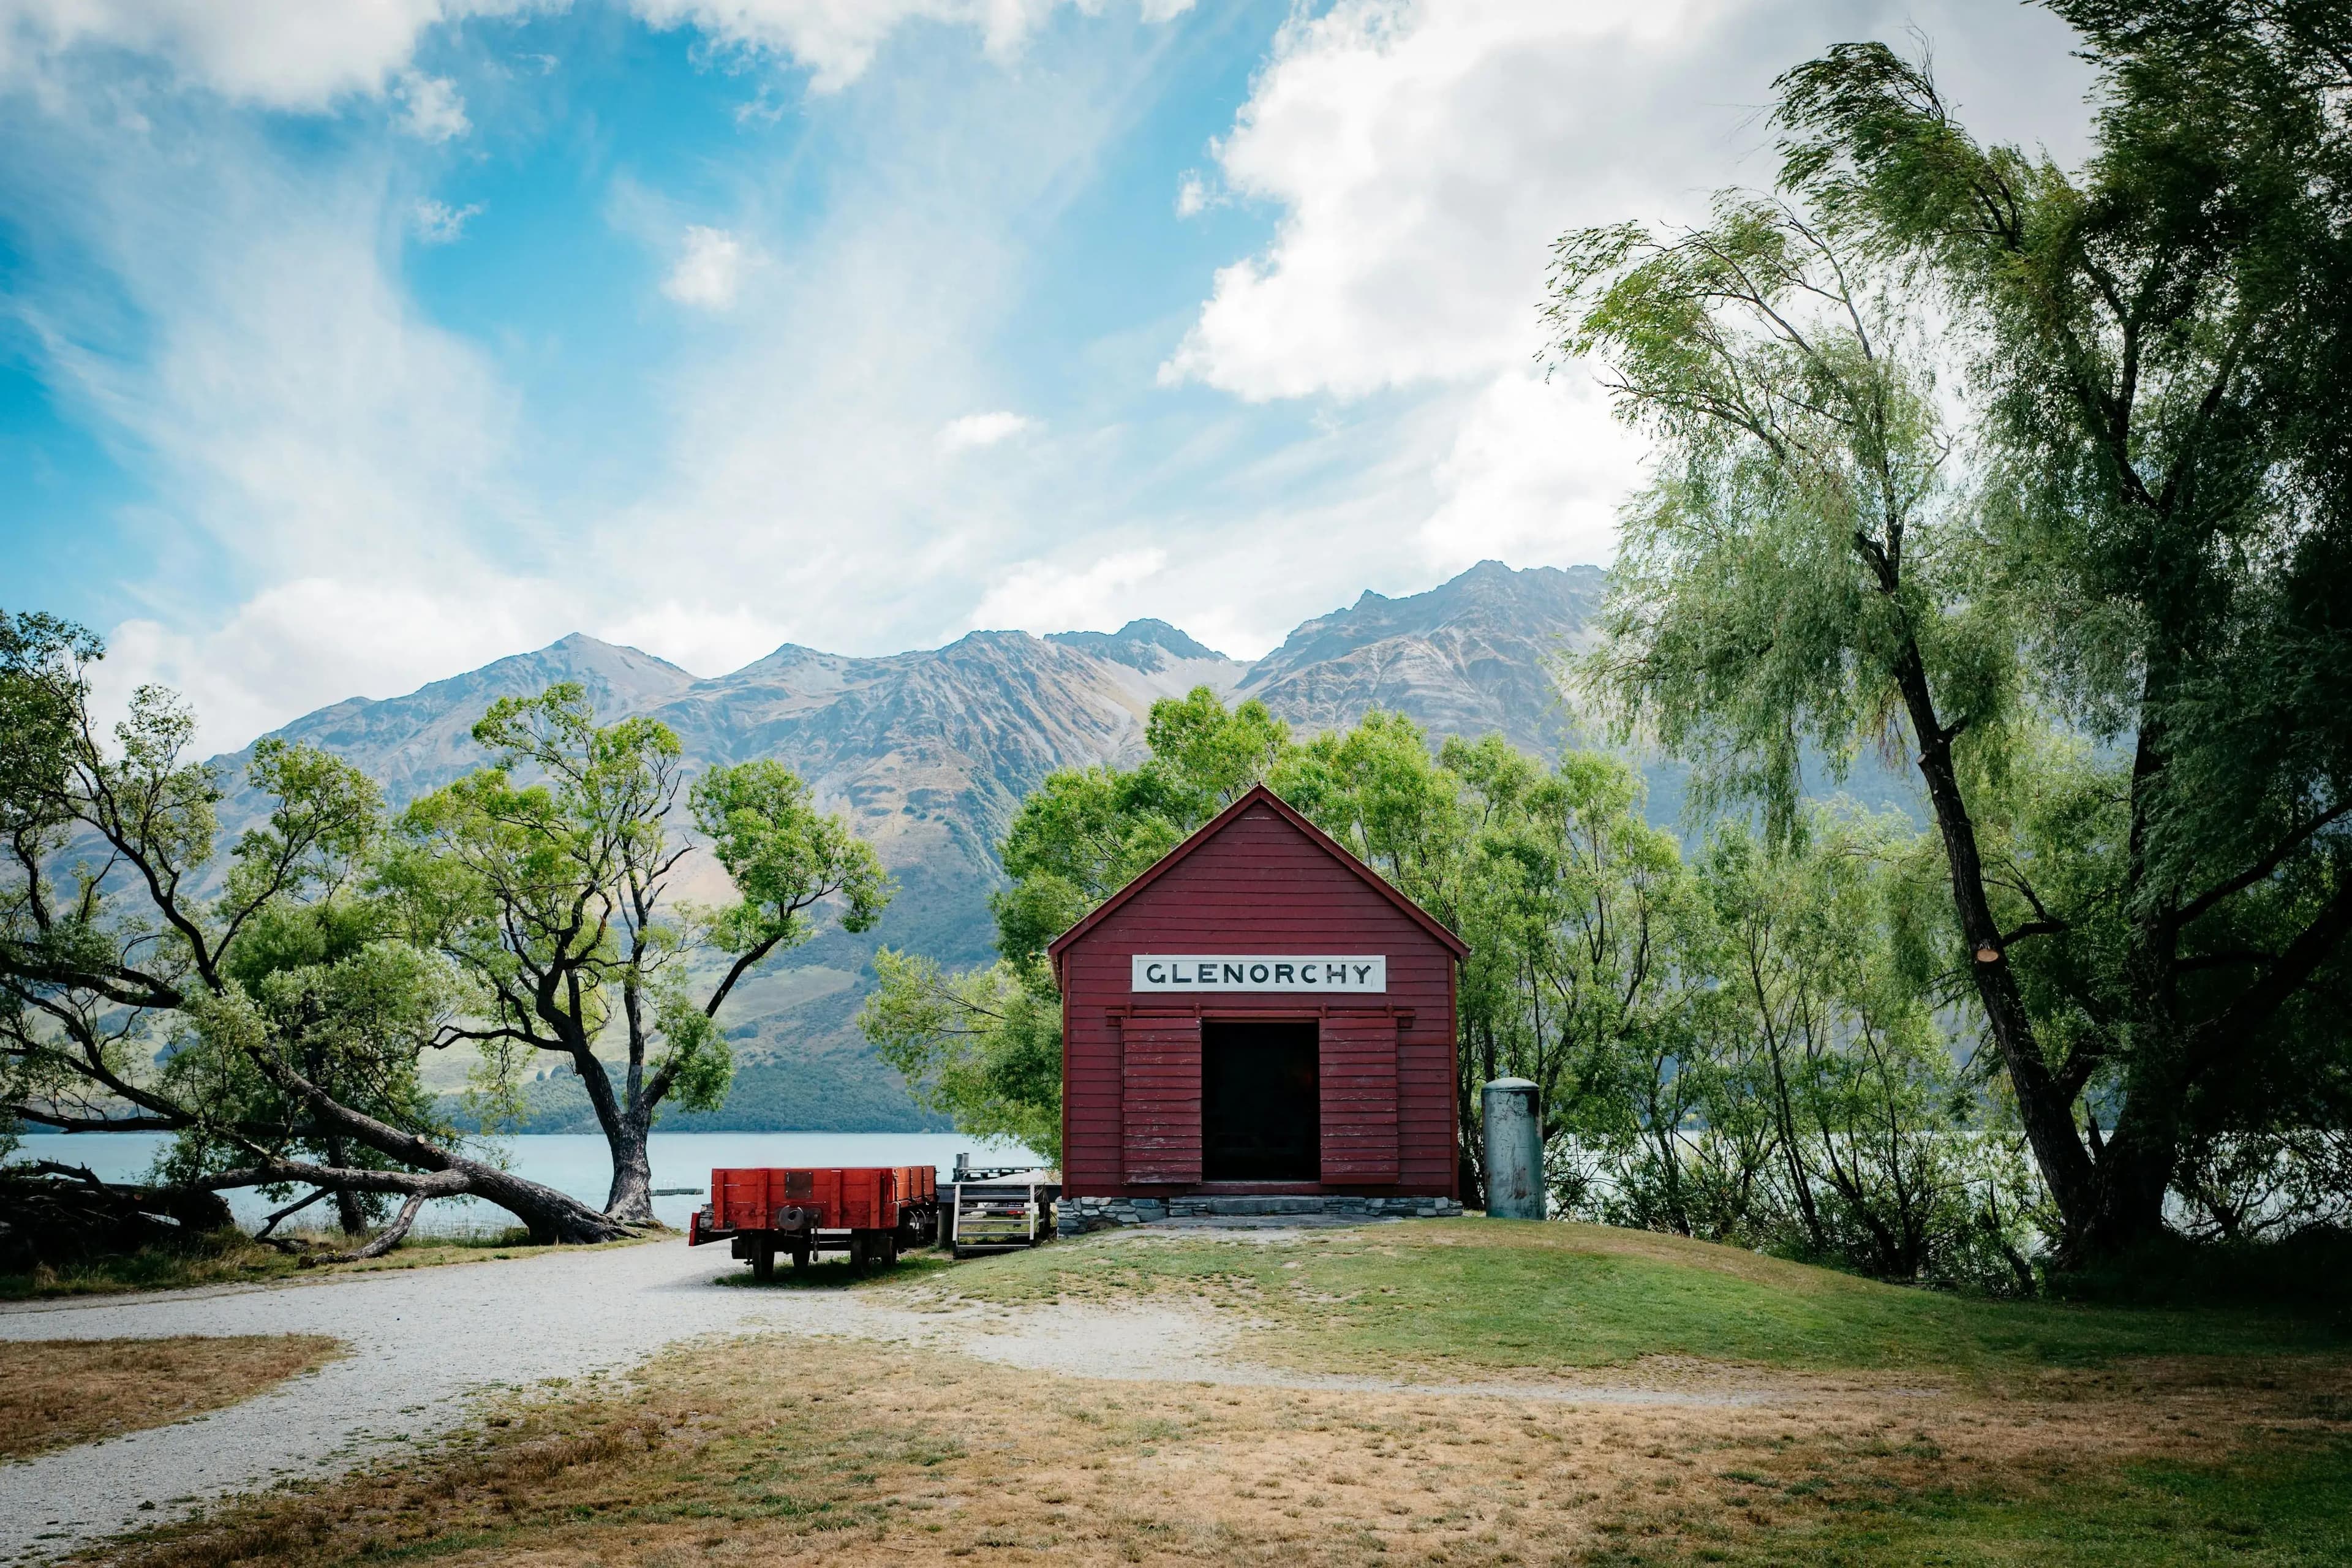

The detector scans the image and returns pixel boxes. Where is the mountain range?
[202,560,1879,1133]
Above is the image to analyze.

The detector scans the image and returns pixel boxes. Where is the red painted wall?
[1057,797,1460,1199]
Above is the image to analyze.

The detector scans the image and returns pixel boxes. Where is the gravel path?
[1,1234,1816,1564]
[0,1242,815,1562]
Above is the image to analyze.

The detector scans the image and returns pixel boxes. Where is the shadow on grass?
[710,1252,960,1291]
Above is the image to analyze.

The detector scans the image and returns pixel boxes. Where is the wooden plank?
[1320,1014,1400,1182]
[1122,1016,1202,1183]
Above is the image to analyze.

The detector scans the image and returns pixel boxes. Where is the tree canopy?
[387,684,891,1224]
[1550,1,2352,1256]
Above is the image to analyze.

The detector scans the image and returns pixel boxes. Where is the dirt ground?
[0,1336,343,1461]
[89,1333,2352,1568]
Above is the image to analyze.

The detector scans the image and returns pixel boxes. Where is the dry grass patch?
[2,1231,658,1302]
[0,1335,343,1460]
[88,1335,2352,1568]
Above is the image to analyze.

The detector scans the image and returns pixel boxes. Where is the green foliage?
[1548,192,2015,845]
[1549,10,2352,1254]
[692,760,892,957]
[861,949,1062,1159]
[0,617,638,1245]
[388,682,891,1216]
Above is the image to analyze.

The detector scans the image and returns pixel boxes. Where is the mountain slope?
[200,562,1699,1132]
[1240,560,1605,757]
[207,633,699,832]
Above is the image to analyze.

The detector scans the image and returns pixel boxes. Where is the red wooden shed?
[1049,785,1468,1221]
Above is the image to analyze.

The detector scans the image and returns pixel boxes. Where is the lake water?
[15,1131,1041,1236]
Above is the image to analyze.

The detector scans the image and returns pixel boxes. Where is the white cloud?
[1174,169,1213,217]
[629,0,1076,92]
[1163,0,2100,405]
[1158,0,2103,590]
[662,224,750,309]
[412,197,483,242]
[393,68,468,140]
[596,601,790,678]
[0,0,529,107]
[1163,0,1727,402]
[938,410,1034,451]
[9,0,2106,754]
[92,576,565,755]
[970,548,1168,634]
[1417,368,1641,573]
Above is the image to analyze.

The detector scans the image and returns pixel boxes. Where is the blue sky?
[1,1,2098,750]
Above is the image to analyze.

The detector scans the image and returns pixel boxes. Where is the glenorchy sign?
[1129,954,1388,993]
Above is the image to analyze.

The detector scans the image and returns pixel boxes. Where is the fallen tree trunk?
[0,1165,238,1272]
[300,1191,431,1264]
[194,1156,632,1245]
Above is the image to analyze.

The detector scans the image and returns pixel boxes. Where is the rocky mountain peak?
[1047,618,1232,673]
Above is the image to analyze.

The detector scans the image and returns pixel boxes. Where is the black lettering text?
[1144,962,1166,984]
[1354,963,1372,984]
[1249,963,1270,984]
[1274,963,1294,983]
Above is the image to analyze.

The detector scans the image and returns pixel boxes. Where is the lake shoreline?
[14,1131,1039,1237]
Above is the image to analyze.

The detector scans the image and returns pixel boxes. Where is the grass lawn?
[88,1219,2352,1568]
[0,1335,343,1460]
[938,1219,2345,1381]
[0,1228,657,1302]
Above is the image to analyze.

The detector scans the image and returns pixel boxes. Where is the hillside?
[205,560,1901,1131]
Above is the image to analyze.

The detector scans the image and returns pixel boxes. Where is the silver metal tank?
[1481,1077,1545,1219]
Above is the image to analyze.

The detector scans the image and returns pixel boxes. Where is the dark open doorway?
[1202,1020,1319,1181]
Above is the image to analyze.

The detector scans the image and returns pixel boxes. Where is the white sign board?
[1130,955,1387,993]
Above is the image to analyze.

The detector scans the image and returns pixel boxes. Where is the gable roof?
[1046,783,1471,977]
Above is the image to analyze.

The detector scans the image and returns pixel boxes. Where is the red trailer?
[689,1166,943,1280]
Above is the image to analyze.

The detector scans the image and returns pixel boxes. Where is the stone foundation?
[1058,1193,1463,1235]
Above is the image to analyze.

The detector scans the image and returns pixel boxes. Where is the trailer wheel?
[790,1241,810,1271]
[846,1234,868,1274]
[751,1242,775,1283]
[882,1234,900,1267]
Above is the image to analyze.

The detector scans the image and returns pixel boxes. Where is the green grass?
[1611,1438,2352,1566]
[941,1218,2346,1378]
[0,1227,653,1300]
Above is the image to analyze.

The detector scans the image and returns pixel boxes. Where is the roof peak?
[1045,783,1470,971]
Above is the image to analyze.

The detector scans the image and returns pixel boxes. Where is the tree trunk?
[323,1133,367,1235]
[462,1158,635,1243]
[1886,641,2102,1253]
[568,1047,665,1225]
[604,1109,658,1226]
[244,1052,638,1243]
[306,1192,429,1264]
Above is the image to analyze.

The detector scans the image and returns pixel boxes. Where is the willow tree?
[1782,7,2352,1254]
[0,612,627,1248]
[1555,7,2352,1256]
[389,685,891,1224]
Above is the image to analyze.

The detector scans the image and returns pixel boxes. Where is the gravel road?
[0,1242,812,1562]
[1,1231,1808,1564]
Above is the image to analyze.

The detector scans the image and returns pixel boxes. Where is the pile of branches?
[0,1160,234,1273]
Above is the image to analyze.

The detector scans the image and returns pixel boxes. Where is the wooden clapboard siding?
[1055,786,1460,1201]
[1121,1016,1203,1184]
[1320,1013,1399,1182]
